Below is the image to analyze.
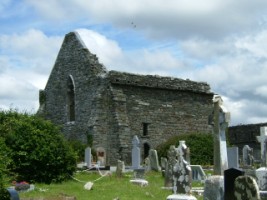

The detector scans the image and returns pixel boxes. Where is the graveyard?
[0,96,265,200]
[2,95,267,200]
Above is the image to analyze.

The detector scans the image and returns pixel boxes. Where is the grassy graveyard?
[19,171,204,200]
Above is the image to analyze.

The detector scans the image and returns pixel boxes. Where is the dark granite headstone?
[224,168,244,200]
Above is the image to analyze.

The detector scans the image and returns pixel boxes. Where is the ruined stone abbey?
[38,32,214,165]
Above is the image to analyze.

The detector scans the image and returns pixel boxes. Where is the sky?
[1,0,267,126]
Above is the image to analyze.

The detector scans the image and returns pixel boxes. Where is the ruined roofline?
[108,70,213,94]
[64,31,211,94]
[230,122,267,128]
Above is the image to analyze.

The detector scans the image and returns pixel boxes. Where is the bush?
[0,109,77,183]
[0,137,11,200]
[156,133,213,166]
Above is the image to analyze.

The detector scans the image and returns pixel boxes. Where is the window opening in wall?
[144,143,150,159]
[143,123,149,136]
[67,76,75,122]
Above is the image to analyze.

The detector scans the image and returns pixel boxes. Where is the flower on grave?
[12,181,30,191]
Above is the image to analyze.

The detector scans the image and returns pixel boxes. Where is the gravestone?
[132,135,141,169]
[227,147,239,169]
[257,126,267,166]
[130,168,148,186]
[211,95,230,175]
[191,165,206,181]
[166,141,196,200]
[256,167,267,191]
[85,147,92,168]
[96,147,106,166]
[224,168,244,200]
[144,157,151,171]
[149,149,160,172]
[174,141,192,194]
[161,157,167,177]
[242,145,254,167]
[165,145,178,187]
[234,175,260,200]
[116,160,125,178]
[203,175,224,200]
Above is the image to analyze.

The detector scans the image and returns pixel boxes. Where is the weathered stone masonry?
[228,123,267,160]
[38,31,214,165]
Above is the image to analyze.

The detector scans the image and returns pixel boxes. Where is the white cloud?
[3,0,267,126]
[76,28,123,68]
[0,29,62,73]
[26,0,267,39]
[0,29,63,112]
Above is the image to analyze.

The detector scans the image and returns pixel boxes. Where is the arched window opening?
[67,76,75,122]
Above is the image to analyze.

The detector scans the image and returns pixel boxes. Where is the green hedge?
[0,137,11,200]
[156,133,213,166]
[0,109,77,183]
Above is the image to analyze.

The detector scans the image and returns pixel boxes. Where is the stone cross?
[173,141,192,194]
[257,126,267,166]
[131,135,141,169]
[165,145,178,187]
[211,95,230,175]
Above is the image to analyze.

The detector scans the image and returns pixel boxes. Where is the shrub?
[0,109,77,183]
[0,137,12,200]
[156,133,213,166]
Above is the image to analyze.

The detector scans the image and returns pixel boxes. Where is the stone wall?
[39,31,214,165]
[228,123,267,160]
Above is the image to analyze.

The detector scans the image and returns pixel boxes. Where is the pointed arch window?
[67,76,75,122]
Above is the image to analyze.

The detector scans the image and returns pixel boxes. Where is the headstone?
[96,147,106,166]
[211,95,230,175]
[161,157,167,177]
[224,168,244,200]
[234,175,260,200]
[203,175,224,200]
[165,145,178,187]
[166,141,196,200]
[144,157,151,171]
[116,160,125,178]
[85,147,92,168]
[256,167,267,191]
[242,145,254,167]
[132,135,141,169]
[130,168,148,186]
[257,126,267,166]
[191,165,206,181]
[133,168,145,179]
[149,149,160,172]
[227,147,239,169]
[174,141,192,194]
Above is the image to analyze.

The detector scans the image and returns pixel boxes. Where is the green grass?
[19,171,203,200]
